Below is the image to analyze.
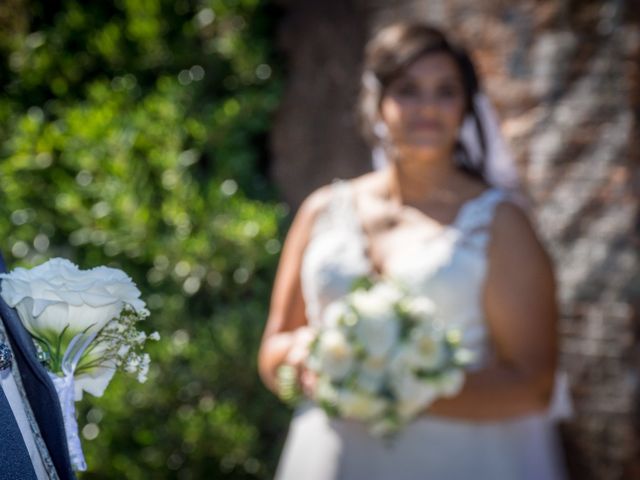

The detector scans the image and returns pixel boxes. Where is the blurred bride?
[259,23,568,480]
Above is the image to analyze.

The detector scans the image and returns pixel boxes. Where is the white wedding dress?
[275,182,568,480]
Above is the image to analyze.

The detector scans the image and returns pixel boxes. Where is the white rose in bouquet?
[388,349,439,420]
[336,389,388,421]
[354,356,386,394]
[401,296,448,370]
[314,376,339,406]
[323,301,353,329]
[314,328,355,381]
[407,325,447,370]
[438,369,465,397]
[403,295,437,321]
[350,282,402,320]
[351,283,402,358]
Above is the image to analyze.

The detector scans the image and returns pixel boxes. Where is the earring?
[362,72,380,90]
[373,121,388,139]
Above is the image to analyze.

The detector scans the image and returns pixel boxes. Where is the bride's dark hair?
[358,23,487,181]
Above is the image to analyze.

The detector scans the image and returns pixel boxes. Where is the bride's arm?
[258,187,330,393]
[427,202,558,420]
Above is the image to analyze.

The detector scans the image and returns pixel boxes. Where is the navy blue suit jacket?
[0,253,75,480]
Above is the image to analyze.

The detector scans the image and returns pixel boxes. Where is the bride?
[259,23,567,480]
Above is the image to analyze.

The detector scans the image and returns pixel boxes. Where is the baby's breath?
[77,305,160,383]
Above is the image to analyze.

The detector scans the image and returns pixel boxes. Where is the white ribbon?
[459,92,521,191]
[548,371,573,421]
[48,332,97,471]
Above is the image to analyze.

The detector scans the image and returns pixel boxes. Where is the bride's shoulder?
[492,194,533,231]
[490,196,549,263]
[295,181,347,227]
[298,184,333,217]
[283,185,337,254]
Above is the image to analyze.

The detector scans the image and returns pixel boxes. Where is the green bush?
[0,1,290,478]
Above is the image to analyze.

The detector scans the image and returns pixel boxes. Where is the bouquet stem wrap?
[48,333,97,472]
[49,372,86,471]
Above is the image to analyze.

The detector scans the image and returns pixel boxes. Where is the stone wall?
[271,1,640,478]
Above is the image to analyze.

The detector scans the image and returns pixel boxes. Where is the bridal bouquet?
[0,258,159,471]
[280,279,472,437]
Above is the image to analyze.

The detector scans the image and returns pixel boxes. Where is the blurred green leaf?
[0,0,290,478]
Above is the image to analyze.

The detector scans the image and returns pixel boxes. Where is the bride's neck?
[385,152,463,206]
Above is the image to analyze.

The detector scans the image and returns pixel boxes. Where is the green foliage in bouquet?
[0,0,289,478]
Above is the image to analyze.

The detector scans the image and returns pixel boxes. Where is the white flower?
[314,328,354,380]
[453,346,475,366]
[438,369,465,398]
[388,350,439,420]
[351,282,402,317]
[0,258,146,350]
[125,356,140,373]
[74,362,116,401]
[137,354,151,383]
[133,331,147,345]
[361,355,387,376]
[351,284,400,359]
[314,376,339,405]
[369,418,399,438]
[73,341,117,400]
[404,296,437,323]
[394,379,438,420]
[148,331,161,341]
[407,325,447,370]
[354,356,387,394]
[336,389,388,421]
[372,281,404,303]
[117,344,131,357]
[0,258,150,399]
[354,316,398,359]
[323,301,351,328]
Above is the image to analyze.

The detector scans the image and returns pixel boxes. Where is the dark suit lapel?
[0,256,75,480]
[0,361,38,480]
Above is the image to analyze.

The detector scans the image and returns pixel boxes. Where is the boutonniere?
[0,258,159,471]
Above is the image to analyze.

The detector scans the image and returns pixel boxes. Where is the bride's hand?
[284,327,317,397]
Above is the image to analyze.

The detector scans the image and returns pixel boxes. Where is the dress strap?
[455,189,509,251]
[311,180,361,237]
[329,180,351,214]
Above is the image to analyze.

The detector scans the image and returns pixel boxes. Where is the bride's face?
[379,52,466,159]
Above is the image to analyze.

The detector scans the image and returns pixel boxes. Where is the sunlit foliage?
[0,1,289,478]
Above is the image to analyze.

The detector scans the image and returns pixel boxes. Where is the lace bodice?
[300,181,510,367]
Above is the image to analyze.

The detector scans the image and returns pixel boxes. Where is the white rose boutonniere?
[0,258,159,471]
